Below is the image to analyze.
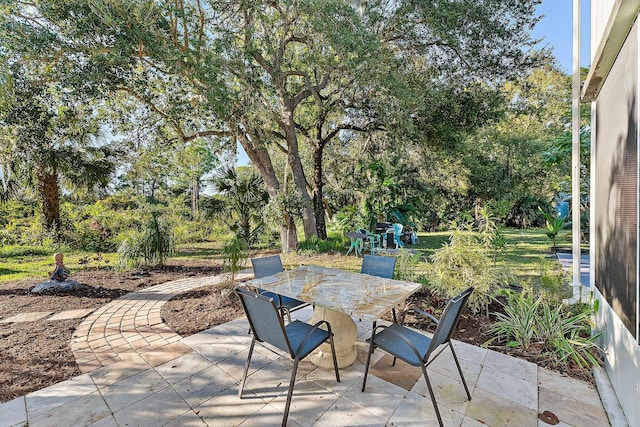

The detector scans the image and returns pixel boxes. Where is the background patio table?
[345,231,368,257]
[246,265,422,368]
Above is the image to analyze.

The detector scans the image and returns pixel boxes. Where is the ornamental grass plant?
[485,290,600,372]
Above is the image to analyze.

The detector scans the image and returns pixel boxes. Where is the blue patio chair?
[251,255,309,322]
[236,287,340,427]
[361,287,474,427]
[392,223,405,248]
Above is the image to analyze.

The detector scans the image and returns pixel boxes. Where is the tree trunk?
[37,166,61,236]
[312,141,327,239]
[149,178,157,198]
[237,131,298,252]
[191,175,200,212]
[282,107,318,240]
[280,212,298,253]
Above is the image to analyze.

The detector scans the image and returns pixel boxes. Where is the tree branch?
[196,0,205,55]
[292,70,331,108]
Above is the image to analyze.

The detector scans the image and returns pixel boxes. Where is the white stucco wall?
[595,288,640,425]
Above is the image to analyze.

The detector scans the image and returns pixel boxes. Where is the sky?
[532,0,591,73]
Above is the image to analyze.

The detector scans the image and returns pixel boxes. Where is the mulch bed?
[0,260,222,403]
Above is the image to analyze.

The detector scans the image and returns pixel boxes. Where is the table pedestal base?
[309,306,358,369]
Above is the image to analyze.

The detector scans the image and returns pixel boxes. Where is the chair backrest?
[392,223,403,235]
[426,287,474,357]
[251,255,284,278]
[361,254,396,279]
[392,223,404,247]
[235,287,292,356]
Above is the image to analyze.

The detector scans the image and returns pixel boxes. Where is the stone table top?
[246,265,422,322]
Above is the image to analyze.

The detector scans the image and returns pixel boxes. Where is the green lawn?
[413,228,572,288]
[0,228,570,286]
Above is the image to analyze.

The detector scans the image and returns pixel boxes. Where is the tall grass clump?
[117,213,174,269]
[297,236,346,254]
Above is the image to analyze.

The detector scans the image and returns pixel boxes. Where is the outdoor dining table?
[245,265,422,369]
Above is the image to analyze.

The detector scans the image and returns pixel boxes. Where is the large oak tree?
[1,0,543,249]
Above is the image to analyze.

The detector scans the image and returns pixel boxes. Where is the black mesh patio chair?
[251,255,309,322]
[361,287,474,427]
[236,287,340,427]
[360,254,396,279]
[360,254,399,321]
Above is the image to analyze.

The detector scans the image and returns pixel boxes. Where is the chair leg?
[328,332,340,383]
[282,357,300,427]
[449,342,471,401]
[390,311,398,367]
[361,332,376,392]
[420,364,444,427]
[238,337,256,398]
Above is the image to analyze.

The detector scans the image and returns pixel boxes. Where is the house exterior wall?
[590,2,640,424]
[591,0,617,57]
[594,18,638,341]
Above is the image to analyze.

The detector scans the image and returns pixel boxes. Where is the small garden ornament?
[31,253,79,293]
[50,252,70,281]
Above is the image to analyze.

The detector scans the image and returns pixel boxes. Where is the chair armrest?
[279,306,291,319]
[293,320,333,356]
[399,307,439,326]
[413,309,439,325]
[373,325,425,364]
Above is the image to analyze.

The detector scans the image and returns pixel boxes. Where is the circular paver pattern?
[70,270,253,373]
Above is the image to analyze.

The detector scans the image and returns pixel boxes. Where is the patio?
[0,298,610,427]
[0,270,615,427]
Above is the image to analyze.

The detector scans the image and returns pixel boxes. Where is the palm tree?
[0,69,116,237]
[206,167,269,245]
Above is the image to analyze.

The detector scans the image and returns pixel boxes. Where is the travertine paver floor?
[0,272,615,427]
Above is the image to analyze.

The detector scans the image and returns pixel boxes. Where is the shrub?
[427,226,513,315]
[528,259,573,302]
[222,235,248,283]
[485,291,600,371]
[394,248,424,281]
[506,195,550,228]
[117,213,175,269]
[172,211,225,244]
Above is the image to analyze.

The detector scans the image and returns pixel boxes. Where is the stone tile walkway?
[0,272,615,427]
[0,311,55,323]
